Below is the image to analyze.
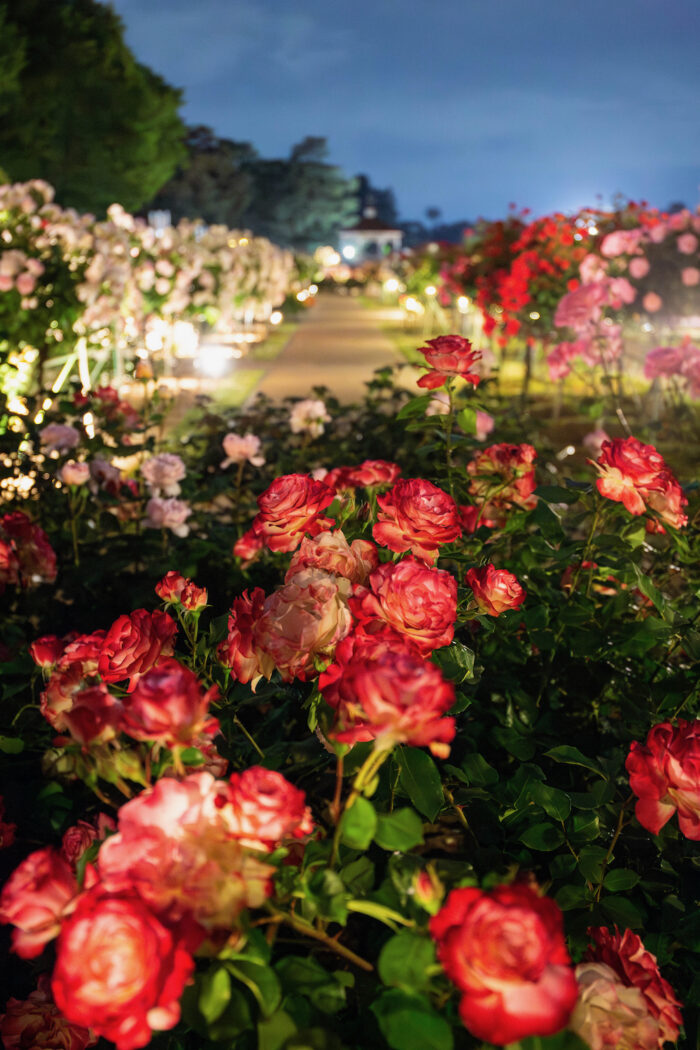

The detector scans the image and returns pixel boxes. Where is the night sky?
[109,0,700,222]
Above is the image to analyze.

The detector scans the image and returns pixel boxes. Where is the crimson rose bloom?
[595,437,687,529]
[98,609,177,692]
[626,719,700,840]
[319,630,456,757]
[52,887,194,1050]
[466,564,526,616]
[223,767,314,851]
[586,926,682,1046]
[120,658,219,748]
[417,334,482,389]
[430,883,578,1045]
[29,634,66,669]
[373,478,461,563]
[155,571,207,611]
[0,512,57,586]
[350,557,457,655]
[0,976,97,1050]
[233,527,264,564]
[0,537,20,590]
[0,847,79,958]
[251,473,335,553]
[218,587,270,687]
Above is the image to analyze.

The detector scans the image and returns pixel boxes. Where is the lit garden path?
[245,293,413,403]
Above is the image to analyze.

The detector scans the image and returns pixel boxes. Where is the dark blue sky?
[109,0,700,222]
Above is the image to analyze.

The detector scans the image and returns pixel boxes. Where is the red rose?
[0,847,79,958]
[0,976,97,1050]
[155,571,207,611]
[343,459,402,488]
[60,631,106,671]
[98,609,177,692]
[350,557,457,655]
[466,564,526,616]
[373,478,461,563]
[595,437,687,528]
[0,795,17,850]
[120,657,219,748]
[466,443,537,517]
[61,815,116,868]
[586,927,682,1046]
[417,334,482,389]
[430,883,578,1045]
[251,474,335,553]
[29,634,65,669]
[626,719,700,839]
[0,512,57,586]
[51,887,194,1050]
[0,537,20,590]
[233,526,264,564]
[218,587,271,687]
[223,766,314,851]
[319,630,456,757]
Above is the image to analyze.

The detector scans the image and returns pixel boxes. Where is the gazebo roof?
[340,215,401,233]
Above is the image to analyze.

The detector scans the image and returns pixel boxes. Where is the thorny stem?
[594,794,634,903]
[233,714,265,758]
[263,909,374,972]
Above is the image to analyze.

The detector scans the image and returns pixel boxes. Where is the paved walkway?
[246,293,409,403]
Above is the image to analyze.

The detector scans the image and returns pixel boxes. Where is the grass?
[248,322,298,362]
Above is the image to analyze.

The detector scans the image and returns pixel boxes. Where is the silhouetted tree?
[0,0,186,214]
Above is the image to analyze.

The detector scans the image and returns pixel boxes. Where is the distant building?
[338,206,402,262]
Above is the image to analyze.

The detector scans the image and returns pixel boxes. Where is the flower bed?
[0,335,698,1050]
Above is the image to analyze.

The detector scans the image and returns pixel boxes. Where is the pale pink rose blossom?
[643,292,663,313]
[14,273,36,296]
[649,223,669,244]
[677,233,698,255]
[58,461,90,486]
[289,398,331,438]
[141,453,186,496]
[569,962,659,1050]
[475,410,495,441]
[221,433,265,468]
[607,277,636,307]
[39,423,80,453]
[555,282,609,331]
[582,428,610,459]
[144,497,191,538]
[0,274,13,292]
[629,257,650,279]
[580,254,607,284]
[600,230,642,258]
[681,267,700,287]
[154,277,171,296]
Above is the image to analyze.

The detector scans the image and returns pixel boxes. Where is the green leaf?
[534,485,582,505]
[227,960,281,1019]
[378,932,437,992]
[396,394,433,420]
[578,846,609,883]
[544,745,607,778]
[258,1009,298,1050]
[375,808,424,851]
[398,748,444,821]
[630,563,669,617]
[340,856,375,895]
[518,1030,590,1050]
[275,956,354,1015]
[371,990,453,1050]
[603,869,641,892]
[555,884,590,911]
[456,406,476,434]
[0,735,24,754]
[519,822,565,851]
[459,752,499,787]
[432,640,476,683]
[571,812,601,844]
[199,966,231,1025]
[530,783,572,821]
[340,796,377,850]
[601,895,645,928]
[491,726,535,760]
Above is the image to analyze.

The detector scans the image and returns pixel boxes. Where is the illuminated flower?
[373,478,461,563]
[289,398,330,438]
[0,847,80,958]
[221,432,264,468]
[286,530,379,585]
[252,474,335,553]
[98,608,177,692]
[466,564,526,616]
[141,453,186,496]
[416,334,482,389]
[58,461,90,486]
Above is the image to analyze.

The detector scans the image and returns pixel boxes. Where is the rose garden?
[0,179,699,1050]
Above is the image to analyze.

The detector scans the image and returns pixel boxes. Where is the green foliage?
[0,0,186,213]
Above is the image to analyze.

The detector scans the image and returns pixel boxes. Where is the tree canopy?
[0,0,186,214]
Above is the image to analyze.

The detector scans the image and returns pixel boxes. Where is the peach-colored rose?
[286,530,379,585]
[0,847,80,958]
[255,568,353,681]
[475,410,495,441]
[289,398,330,437]
[98,772,273,931]
[681,266,700,286]
[643,292,663,313]
[569,962,659,1050]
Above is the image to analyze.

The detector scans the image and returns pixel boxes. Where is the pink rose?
[39,423,80,454]
[677,232,698,254]
[570,962,659,1050]
[223,766,314,851]
[143,496,191,537]
[629,257,650,279]
[681,266,700,286]
[221,432,264,468]
[475,410,495,441]
[141,453,186,496]
[644,346,684,380]
[15,272,36,295]
[59,460,90,486]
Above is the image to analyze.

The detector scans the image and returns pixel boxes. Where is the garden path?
[245,293,412,403]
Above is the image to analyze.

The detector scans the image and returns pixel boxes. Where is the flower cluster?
[464,442,537,528]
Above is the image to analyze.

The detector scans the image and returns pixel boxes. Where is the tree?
[243,137,358,252]
[0,0,186,214]
[148,126,257,227]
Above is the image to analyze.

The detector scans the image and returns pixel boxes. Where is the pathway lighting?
[457,296,470,312]
[270,311,283,325]
[342,245,356,260]
[425,285,437,296]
